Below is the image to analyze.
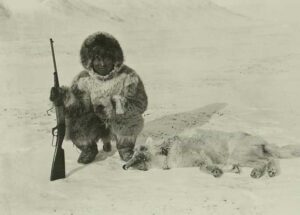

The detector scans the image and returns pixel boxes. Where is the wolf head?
[122,137,170,171]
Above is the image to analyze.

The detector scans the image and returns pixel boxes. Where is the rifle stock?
[50,38,66,181]
[50,138,65,180]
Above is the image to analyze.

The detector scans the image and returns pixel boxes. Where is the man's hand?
[50,87,64,105]
[111,95,125,115]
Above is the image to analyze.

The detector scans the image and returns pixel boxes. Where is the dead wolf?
[123,129,300,178]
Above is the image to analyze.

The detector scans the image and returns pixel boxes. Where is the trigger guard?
[52,126,58,136]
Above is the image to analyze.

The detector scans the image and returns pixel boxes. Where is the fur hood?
[80,32,124,70]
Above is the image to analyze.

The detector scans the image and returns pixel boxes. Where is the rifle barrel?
[50,38,60,88]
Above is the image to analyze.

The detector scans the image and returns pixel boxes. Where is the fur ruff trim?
[88,64,124,81]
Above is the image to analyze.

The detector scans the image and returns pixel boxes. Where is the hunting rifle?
[49,38,66,181]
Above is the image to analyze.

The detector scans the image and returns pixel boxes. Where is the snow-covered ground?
[1,0,300,214]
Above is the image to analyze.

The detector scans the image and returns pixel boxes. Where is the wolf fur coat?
[56,32,148,163]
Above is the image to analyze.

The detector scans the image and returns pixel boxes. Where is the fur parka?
[60,32,148,159]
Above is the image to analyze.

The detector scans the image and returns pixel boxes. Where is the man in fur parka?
[50,32,148,164]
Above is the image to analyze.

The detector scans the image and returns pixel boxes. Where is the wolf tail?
[264,144,300,158]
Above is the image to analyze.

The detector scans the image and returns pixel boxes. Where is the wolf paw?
[211,167,223,178]
[266,161,278,177]
[232,165,241,174]
[163,165,170,170]
[267,167,277,177]
[250,168,265,178]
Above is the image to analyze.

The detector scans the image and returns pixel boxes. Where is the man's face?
[92,55,114,76]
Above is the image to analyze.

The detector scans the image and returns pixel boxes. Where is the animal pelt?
[60,71,111,146]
